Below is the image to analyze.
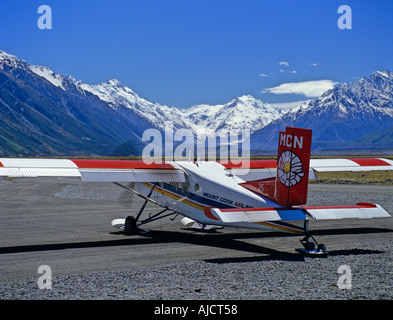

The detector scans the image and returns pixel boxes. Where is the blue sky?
[1,0,392,108]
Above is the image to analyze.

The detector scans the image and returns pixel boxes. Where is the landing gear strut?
[117,183,178,235]
[296,220,328,257]
[123,183,158,235]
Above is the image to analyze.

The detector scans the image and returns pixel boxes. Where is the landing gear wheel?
[300,236,315,251]
[295,220,328,257]
[296,235,328,257]
[124,216,138,235]
[317,243,328,255]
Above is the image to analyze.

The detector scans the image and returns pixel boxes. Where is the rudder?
[274,127,312,206]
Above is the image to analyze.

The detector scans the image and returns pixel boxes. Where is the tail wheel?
[317,243,328,254]
[125,216,138,234]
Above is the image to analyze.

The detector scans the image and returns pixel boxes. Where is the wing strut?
[135,182,158,222]
[112,182,177,234]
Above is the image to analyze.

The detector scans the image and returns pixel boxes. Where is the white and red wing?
[303,203,391,220]
[1,157,392,182]
[222,157,393,181]
[309,158,393,172]
[0,158,187,182]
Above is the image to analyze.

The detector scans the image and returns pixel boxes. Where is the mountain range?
[0,49,392,157]
[251,70,393,154]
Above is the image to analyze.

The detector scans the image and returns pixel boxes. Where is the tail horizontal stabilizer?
[304,203,391,220]
[210,203,390,223]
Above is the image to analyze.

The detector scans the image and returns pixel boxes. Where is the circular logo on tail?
[277,150,305,187]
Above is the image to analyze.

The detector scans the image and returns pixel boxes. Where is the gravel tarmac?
[1,240,392,300]
[1,182,392,300]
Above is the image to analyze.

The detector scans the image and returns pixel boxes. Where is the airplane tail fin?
[274,127,312,206]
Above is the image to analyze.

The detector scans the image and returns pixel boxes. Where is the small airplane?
[0,126,392,256]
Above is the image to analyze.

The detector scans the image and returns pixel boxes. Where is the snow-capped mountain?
[0,50,159,156]
[1,49,392,156]
[28,65,71,91]
[79,79,192,131]
[0,51,189,132]
[25,64,191,132]
[26,61,283,135]
[4,50,283,135]
[0,50,25,69]
[251,70,393,153]
[181,95,285,136]
[0,50,285,156]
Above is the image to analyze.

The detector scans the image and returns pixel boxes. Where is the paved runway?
[1,179,392,283]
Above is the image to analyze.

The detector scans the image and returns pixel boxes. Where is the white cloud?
[262,80,338,98]
[278,68,297,74]
[279,61,289,67]
[259,73,268,77]
[309,63,318,67]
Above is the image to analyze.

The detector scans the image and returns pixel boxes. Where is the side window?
[171,181,191,192]
[179,181,191,191]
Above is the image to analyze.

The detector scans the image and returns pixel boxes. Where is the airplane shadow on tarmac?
[0,227,390,263]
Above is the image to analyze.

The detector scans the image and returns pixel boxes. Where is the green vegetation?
[311,170,393,185]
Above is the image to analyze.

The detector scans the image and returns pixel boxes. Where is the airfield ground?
[0,173,392,300]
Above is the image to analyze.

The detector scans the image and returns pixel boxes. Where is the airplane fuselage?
[137,161,304,234]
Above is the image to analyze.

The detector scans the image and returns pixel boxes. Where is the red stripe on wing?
[220,160,277,169]
[70,159,175,170]
[302,203,377,209]
[348,158,392,166]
